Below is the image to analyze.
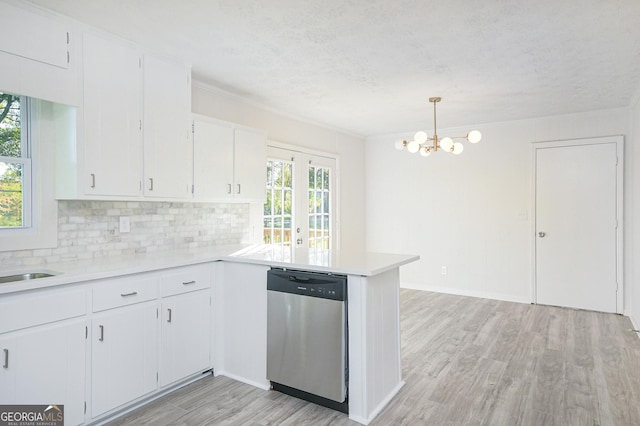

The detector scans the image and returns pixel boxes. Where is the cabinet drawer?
[93,275,158,312]
[160,264,212,297]
[0,288,86,334]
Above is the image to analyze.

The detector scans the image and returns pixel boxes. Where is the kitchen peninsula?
[0,245,418,425]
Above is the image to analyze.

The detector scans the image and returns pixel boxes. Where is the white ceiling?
[28,0,640,137]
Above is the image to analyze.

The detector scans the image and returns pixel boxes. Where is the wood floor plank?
[106,289,640,425]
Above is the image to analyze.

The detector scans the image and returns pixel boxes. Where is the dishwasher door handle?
[288,275,310,283]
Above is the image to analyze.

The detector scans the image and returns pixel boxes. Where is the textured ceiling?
[27,0,640,137]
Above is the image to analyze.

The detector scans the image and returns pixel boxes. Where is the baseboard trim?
[401,282,530,305]
[215,370,270,390]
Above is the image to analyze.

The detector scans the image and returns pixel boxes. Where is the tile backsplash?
[1,200,250,268]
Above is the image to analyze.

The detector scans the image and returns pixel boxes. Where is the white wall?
[629,99,640,328]
[192,82,367,254]
[366,108,630,305]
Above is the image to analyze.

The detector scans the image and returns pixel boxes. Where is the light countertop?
[0,245,419,295]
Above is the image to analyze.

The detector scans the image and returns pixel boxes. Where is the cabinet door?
[192,116,234,200]
[143,56,191,199]
[234,127,267,200]
[160,290,210,386]
[0,320,86,426]
[83,31,142,197]
[0,2,69,69]
[91,302,157,417]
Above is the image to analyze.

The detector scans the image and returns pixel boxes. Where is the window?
[0,92,31,228]
[0,94,60,252]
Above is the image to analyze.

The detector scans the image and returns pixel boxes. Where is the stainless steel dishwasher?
[266,268,348,413]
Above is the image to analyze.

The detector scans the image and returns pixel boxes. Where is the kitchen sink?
[0,272,57,284]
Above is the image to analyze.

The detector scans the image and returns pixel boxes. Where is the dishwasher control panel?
[267,268,346,301]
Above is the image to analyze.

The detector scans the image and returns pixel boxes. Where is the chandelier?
[394,97,482,157]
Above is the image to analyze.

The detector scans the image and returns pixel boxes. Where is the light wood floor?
[108,289,640,425]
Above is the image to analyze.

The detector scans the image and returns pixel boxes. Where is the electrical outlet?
[119,216,130,233]
[441,266,447,275]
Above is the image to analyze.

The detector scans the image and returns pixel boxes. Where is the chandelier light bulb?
[452,142,464,155]
[414,131,428,144]
[394,139,406,150]
[419,147,431,157]
[407,140,420,153]
[439,137,454,152]
[467,130,482,144]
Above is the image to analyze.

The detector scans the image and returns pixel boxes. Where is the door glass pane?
[308,165,331,251]
[264,158,294,246]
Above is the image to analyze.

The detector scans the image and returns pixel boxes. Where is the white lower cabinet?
[160,290,210,387]
[0,319,86,426]
[91,301,158,417]
[0,288,86,426]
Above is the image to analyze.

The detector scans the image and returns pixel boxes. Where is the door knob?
[538,232,546,238]
[297,238,303,245]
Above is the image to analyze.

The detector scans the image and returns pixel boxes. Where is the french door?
[263,145,337,253]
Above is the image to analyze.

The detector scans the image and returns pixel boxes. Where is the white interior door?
[534,138,622,313]
[264,145,337,254]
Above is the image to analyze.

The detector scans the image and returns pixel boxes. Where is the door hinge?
[66,32,70,44]
[191,184,195,194]
[192,122,195,133]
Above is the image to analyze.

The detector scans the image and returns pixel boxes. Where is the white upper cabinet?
[143,56,192,199]
[56,29,193,201]
[82,31,142,197]
[192,116,234,200]
[0,2,69,69]
[0,2,79,106]
[233,127,267,200]
[192,115,266,202]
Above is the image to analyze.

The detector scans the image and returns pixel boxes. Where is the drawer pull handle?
[237,184,241,194]
[90,173,96,188]
[3,349,8,369]
[99,325,104,342]
[167,308,172,323]
[227,184,232,194]
[182,280,196,285]
[120,291,138,297]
